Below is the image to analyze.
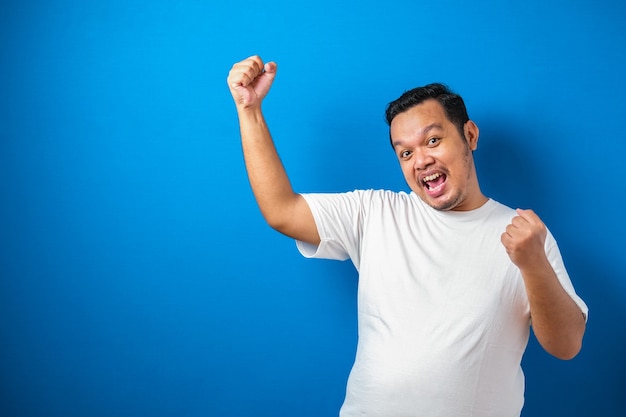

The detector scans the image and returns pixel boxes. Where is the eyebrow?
[392,123,444,148]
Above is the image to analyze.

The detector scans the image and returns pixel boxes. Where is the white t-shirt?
[296,190,588,417]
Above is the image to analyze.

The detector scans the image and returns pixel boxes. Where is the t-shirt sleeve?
[545,230,589,321]
[295,191,367,267]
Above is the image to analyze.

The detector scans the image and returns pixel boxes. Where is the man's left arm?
[501,209,586,360]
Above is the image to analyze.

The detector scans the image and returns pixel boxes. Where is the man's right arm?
[227,56,320,245]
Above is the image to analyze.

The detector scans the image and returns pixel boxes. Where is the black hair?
[385,83,470,143]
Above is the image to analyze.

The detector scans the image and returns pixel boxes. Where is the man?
[227,55,587,417]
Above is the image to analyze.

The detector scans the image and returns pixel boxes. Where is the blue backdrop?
[1,1,625,416]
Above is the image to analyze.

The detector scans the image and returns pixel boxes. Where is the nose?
[412,148,435,171]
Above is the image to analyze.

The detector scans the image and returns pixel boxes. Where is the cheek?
[399,162,412,176]
[401,165,419,185]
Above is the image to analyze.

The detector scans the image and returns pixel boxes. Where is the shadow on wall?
[521,251,626,416]
[473,119,547,211]
[477,116,626,416]
[288,102,626,415]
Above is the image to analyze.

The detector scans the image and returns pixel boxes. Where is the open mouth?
[422,172,447,192]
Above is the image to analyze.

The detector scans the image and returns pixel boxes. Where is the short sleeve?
[545,230,589,321]
[295,191,368,267]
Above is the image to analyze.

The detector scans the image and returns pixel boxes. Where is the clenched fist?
[227,55,277,109]
[501,209,549,272]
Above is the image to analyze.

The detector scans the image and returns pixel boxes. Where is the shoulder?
[359,189,413,203]
[303,189,412,206]
[484,199,517,221]
[492,199,515,212]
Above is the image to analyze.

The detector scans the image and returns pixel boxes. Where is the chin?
[426,201,455,211]
[423,194,463,212]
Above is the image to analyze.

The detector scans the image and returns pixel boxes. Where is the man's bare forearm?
[227,56,319,244]
[521,261,586,360]
[237,107,299,230]
[502,208,586,359]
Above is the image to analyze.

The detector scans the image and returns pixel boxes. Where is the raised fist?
[227,55,277,109]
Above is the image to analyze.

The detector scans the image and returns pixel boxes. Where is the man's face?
[390,99,485,211]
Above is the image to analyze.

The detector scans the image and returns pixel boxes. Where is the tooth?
[423,173,440,182]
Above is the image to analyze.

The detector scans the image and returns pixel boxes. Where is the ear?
[464,120,479,151]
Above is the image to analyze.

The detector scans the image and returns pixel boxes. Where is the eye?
[399,150,412,159]
[427,137,441,146]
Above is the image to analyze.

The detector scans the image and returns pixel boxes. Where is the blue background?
[1,0,625,416]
